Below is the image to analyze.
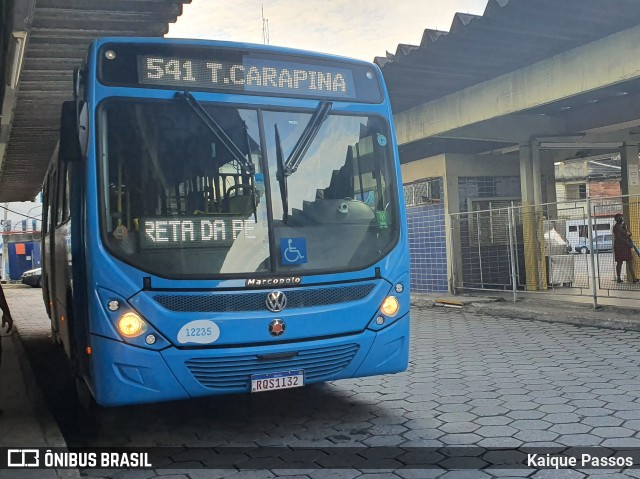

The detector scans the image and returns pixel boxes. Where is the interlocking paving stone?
[614,410,640,420]
[542,413,584,424]
[437,471,492,479]
[433,404,473,413]
[531,470,586,479]
[601,437,640,447]
[474,416,513,426]
[513,429,559,442]
[11,288,640,479]
[506,410,546,420]
[537,404,577,413]
[438,422,480,434]
[582,416,625,427]
[474,426,518,438]
[436,412,477,423]
[476,437,523,448]
[591,427,635,438]
[439,433,482,445]
[509,420,552,430]
[394,469,444,479]
[556,434,605,446]
[548,423,593,434]
[575,408,616,417]
[469,406,510,417]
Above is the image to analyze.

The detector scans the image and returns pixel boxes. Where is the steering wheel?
[225,184,254,198]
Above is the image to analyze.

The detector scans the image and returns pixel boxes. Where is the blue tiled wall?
[407,179,448,293]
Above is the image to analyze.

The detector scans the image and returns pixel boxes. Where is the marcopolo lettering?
[246,277,302,287]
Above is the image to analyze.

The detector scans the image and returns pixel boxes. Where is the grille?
[154,283,375,312]
[185,343,360,390]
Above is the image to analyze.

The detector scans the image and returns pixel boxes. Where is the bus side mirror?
[59,101,81,162]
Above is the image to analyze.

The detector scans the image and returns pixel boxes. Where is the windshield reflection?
[99,100,398,278]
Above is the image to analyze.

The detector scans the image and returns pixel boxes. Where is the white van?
[565,217,614,251]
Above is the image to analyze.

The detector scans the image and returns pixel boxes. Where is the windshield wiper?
[175,91,254,175]
[274,124,288,223]
[283,101,332,175]
[275,101,332,223]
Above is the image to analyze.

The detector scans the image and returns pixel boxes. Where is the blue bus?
[41,38,409,407]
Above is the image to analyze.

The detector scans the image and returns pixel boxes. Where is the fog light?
[395,283,404,293]
[105,50,117,60]
[376,316,385,325]
[118,312,146,338]
[107,300,120,311]
[145,334,156,345]
[380,296,399,317]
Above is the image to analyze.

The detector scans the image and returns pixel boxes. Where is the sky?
[168,0,489,62]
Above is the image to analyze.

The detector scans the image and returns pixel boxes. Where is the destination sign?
[140,217,258,249]
[137,55,356,99]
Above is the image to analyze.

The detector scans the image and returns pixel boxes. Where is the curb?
[12,328,81,479]
[470,302,640,332]
[411,294,640,332]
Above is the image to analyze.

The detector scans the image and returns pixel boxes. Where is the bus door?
[43,169,57,324]
[52,156,73,357]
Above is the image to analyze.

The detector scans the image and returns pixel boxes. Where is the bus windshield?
[99,99,398,278]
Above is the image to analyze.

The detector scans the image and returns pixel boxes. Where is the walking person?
[612,213,639,283]
[0,282,13,417]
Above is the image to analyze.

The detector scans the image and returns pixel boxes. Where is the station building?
[376,0,640,295]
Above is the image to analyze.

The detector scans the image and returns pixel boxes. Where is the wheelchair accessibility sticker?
[281,238,307,265]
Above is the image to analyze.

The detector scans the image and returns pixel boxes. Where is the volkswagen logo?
[266,290,287,312]
[269,319,286,337]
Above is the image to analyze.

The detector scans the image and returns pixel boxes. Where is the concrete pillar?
[520,144,545,290]
[520,145,534,205]
[620,143,640,281]
[542,153,558,216]
[532,141,543,206]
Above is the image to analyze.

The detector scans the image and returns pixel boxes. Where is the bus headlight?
[118,312,147,338]
[380,296,399,317]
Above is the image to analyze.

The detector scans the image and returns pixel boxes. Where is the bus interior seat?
[223,195,254,217]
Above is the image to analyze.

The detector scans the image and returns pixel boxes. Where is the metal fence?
[450,195,640,305]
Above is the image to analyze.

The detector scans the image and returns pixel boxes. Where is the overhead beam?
[437,114,566,144]
[394,23,640,146]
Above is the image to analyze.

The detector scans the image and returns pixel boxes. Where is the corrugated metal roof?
[377,0,640,113]
[0,0,190,201]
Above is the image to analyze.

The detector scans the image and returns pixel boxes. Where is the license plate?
[251,370,304,393]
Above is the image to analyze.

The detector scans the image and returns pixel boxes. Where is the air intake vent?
[154,283,375,312]
[186,343,359,391]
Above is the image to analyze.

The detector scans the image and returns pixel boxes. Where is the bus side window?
[63,167,71,223]
[56,161,66,226]
[49,169,58,230]
[42,177,49,235]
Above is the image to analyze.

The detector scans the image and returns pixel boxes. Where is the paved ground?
[7,288,640,478]
[0,289,66,479]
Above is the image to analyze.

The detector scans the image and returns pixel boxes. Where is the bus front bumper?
[89,314,409,407]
